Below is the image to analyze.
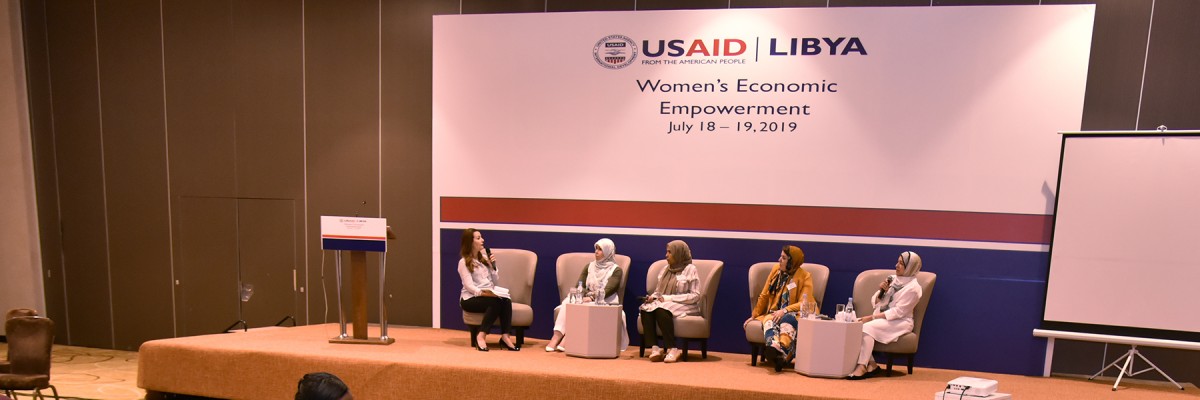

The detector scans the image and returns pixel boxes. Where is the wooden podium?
[320,216,395,345]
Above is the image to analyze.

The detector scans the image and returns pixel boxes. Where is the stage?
[137,324,1195,399]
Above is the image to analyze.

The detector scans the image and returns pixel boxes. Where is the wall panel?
[1049,0,1151,130]
[637,0,730,10]
[44,0,111,348]
[173,197,239,337]
[162,0,235,199]
[95,0,174,351]
[232,0,304,200]
[237,199,300,328]
[380,0,450,326]
[21,0,69,342]
[1137,0,1200,130]
[547,0,636,12]
[730,0,825,8]
[462,0,545,14]
[304,0,381,324]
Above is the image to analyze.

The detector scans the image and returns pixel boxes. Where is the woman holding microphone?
[457,228,519,351]
[848,251,924,379]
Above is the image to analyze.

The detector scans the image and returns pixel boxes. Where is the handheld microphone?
[484,247,497,269]
[878,276,894,299]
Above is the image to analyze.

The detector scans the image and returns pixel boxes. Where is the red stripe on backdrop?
[441,197,1052,245]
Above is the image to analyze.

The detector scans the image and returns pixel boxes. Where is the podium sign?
[321,216,387,252]
[320,216,394,345]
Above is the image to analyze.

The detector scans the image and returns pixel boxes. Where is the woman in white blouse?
[544,238,628,352]
[639,240,701,363]
[457,228,519,351]
[848,251,924,379]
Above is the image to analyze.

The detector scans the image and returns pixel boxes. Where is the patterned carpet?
[0,343,144,400]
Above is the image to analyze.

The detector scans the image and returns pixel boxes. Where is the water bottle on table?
[571,280,583,304]
[594,284,606,305]
[798,293,810,319]
[844,298,855,322]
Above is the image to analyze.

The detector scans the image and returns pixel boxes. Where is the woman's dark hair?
[296,372,349,400]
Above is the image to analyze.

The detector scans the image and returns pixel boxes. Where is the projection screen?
[1043,133,1200,341]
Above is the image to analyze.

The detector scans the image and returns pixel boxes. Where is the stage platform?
[137,323,1196,400]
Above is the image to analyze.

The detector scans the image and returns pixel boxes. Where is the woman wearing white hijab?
[848,251,924,379]
[544,238,629,352]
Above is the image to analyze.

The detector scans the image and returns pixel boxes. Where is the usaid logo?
[593,35,638,69]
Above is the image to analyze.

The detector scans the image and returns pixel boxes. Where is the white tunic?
[862,276,923,344]
[639,263,702,317]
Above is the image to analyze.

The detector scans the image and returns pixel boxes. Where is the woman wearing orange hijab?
[744,245,814,372]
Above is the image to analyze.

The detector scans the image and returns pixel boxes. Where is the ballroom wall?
[18,0,1200,382]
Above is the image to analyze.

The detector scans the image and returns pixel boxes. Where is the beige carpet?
[0,343,144,400]
[135,323,1200,400]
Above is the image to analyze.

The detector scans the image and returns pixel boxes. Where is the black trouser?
[461,296,513,334]
[640,308,676,348]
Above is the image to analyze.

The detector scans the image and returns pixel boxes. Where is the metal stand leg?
[1088,345,1184,391]
[334,250,348,339]
[379,252,389,342]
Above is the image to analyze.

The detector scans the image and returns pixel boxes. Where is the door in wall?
[174,196,299,337]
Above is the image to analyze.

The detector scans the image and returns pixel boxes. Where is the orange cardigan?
[752,265,814,319]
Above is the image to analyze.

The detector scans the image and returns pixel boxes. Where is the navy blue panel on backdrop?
[440,229,1048,376]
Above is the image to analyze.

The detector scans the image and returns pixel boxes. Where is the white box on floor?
[933,392,1011,400]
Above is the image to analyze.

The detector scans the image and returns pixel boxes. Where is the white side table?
[793,318,863,378]
[563,303,621,359]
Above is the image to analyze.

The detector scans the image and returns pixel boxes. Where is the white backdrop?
[433,6,1094,216]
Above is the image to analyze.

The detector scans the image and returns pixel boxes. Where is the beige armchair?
[851,269,937,376]
[463,248,537,347]
[0,316,59,400]
[743,262,829,366]
[554,252,632,321]
[636,259,724,361]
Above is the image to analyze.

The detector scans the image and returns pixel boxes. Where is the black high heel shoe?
[763,346,784,372]
[475,335,489,352]
[500,337,520,351]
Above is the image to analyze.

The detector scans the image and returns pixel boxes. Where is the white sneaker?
[648,346,665,362]
[664,348,682,363]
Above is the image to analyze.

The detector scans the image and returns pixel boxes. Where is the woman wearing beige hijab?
[639,240,702,363]
[849,251,924,379]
